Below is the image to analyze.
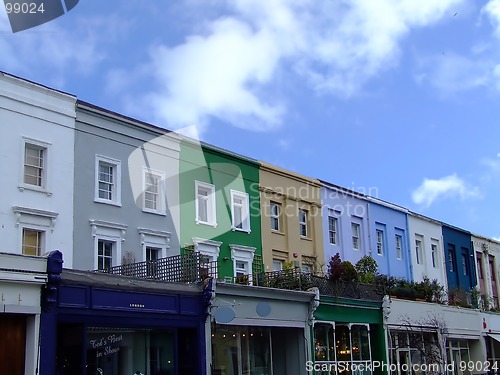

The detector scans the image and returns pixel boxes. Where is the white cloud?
[482,0,500,38]
[141,0,464,131]
[411,174,480,208]
[415,53,495,94]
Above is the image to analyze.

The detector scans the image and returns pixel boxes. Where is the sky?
[1,0,500,239]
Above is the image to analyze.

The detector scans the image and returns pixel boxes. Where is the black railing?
[233,268,384,301]
[96,252,218,283]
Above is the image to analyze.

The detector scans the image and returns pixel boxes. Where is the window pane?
[22,229,42,256]
[198,196,208,222]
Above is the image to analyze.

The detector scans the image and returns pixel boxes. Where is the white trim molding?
[89,219,127,242]
[13,206,58,232]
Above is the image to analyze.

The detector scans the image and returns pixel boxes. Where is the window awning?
[488,333,500,344]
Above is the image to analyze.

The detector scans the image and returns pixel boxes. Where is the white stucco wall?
[408,213,447,288]
[0,73,76,267]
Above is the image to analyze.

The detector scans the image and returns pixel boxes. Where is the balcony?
[96,252,217,283]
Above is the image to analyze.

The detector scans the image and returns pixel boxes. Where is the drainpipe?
[405,213,412,282]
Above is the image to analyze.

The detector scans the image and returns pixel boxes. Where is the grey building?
[73,101,181,270]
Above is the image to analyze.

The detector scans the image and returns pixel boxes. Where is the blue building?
[320,181,371,267]
[40,251,209,375]
[321,181,411,280]
[442,223,476,291]
[366,198,411,280]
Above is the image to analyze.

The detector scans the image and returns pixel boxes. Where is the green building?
[179,138,262,280]
[312,292,388,375]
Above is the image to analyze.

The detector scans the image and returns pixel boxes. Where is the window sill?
[142,208,167,216]
[300,236,312,242]
[18,184,52,196]
[271,230,285,236]
[231,227,251,234]
[195,220,217,228]
[94,198,122,207]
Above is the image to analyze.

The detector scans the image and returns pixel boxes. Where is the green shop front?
[312,290,386,375]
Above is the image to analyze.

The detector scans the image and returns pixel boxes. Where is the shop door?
[0,314,27,374]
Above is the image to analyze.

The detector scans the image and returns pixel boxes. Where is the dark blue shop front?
[40,252,208,375]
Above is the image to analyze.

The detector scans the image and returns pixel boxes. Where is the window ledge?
[18,184,52,196]
[300,236,312,242]
[271,230,285,236]
[195,220,217,228]
[94,198,122,207]
[142,208,167,216]
[231,227,251,234]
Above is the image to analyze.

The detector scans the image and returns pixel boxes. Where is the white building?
[408,212,448,289]
[0,72,76,267]
[0,252,50,374]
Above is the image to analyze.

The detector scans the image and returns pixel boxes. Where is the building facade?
[73,101,181,271]
[366,199,411,280]
[40,256,208,375]
[0,72,76,266]
[260,162,324,274]
[0,252,51,374]
[473,234,500,311]
[320,181,372,269]
[408,212,447,288]
[179,140,262,281]
[442,224,475,292]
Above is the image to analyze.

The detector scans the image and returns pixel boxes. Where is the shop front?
[312,296,386,375]
[208,282,317,375]
[0,252,49,374]
[40,258,209,375]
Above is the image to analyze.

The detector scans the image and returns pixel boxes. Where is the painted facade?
[40,261,208,375]
[472,234,500,310]
[259,162,324,274]
[366,199,411,280]
[320,181,372,269]
[73,102,181,270]
[313,295,387,375]
[0,73,76,266]
[442,224,475,291]
[0,252,50,374]
[208,282,316,375]
[179,140,262,281]
[387,298,486,374]
[408,212,448,288]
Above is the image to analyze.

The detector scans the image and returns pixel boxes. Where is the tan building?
[259,161,324,274]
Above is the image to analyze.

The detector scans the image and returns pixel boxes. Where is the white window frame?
[431,241,439,268]
[95,155,122,206]
[230,244,256,283]
[97,238,115,270]
[139,228,171,261]
[13,206,58,256]
[272,259,283,271]
[19,137,52,195]
[395,234,403,260]
[376,230,384,255]
[21,227,45,256]
[230,190,250,233]
[415,236,423,265]
[195,181,217,227]
[328,216,338,245]
[142,168,166,215]
[270,202,281,231]
[352,222,361,250]
[90,219,127,269]
[299,209,308,238]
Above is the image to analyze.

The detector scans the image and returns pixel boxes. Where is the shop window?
[446,339,471,375]
[212,325,272,375]
[313,322,372,374]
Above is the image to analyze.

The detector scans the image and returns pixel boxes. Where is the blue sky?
[1,0,500,239]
